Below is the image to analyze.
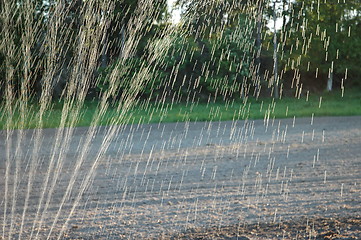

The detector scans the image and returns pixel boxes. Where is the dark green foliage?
[280,0,361,89]
[97,12,255,102]
[160,26,253,101]
[2,0,361,103]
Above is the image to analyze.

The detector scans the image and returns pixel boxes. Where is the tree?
[0,0,169,101]
[167,0,266,99]
[281,0,361,92]
[0,0,48,100]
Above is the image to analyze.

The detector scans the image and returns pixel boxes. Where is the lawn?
[1,89,360,130]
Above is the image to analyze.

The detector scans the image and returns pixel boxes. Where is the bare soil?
[165,216,361,239]
[1,116,360,239]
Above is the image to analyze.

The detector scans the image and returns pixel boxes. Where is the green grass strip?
[1,90,360,130]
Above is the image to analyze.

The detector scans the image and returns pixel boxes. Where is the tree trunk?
[273,1,279,98]
[282,0,287,31]
[254,1,264,98]
[101,39,108,68]
[120,25,126,59]
[255,4,262,74]
[327,69,333,92]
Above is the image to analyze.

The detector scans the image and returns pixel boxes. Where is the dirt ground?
[0,116,360,239]
[166,216,361,239]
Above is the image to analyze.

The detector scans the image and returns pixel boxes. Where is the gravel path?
[1,116,360,239]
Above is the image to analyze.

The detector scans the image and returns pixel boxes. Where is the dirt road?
[1,116,360,239]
